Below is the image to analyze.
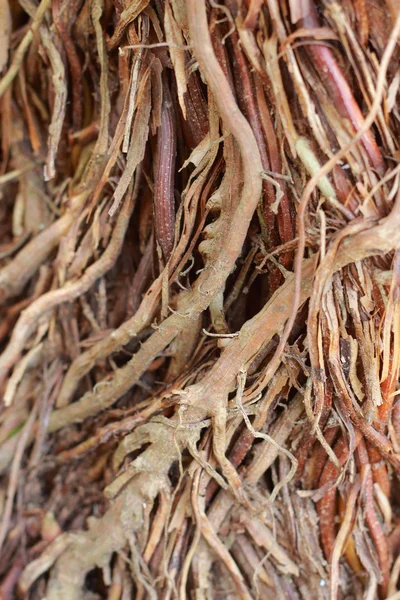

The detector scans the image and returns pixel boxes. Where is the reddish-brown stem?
[226,27,284,291]
[52,0,83,131]
[296,386,333,480]
[317,434,348,561]
[182,69,209,149]
[300,2,384,175]
[255,76,294,265]
[68,121,100,146]
[316,430,362,561]
[303,426,339,490]
[357,438,390,598]
[331,165,358,214]
[210,17,235,90]
[0,556,24,600]
[228,34,277,247]
[153,80,177,262]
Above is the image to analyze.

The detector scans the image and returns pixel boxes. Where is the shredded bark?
[0,1,400,598]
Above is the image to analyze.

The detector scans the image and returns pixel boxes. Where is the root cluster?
[0,1,400,598]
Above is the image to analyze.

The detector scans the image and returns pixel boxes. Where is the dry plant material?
[0,0,11,74]
[0,1,399,599]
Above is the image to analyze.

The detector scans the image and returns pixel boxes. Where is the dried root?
[0,1,400,599]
